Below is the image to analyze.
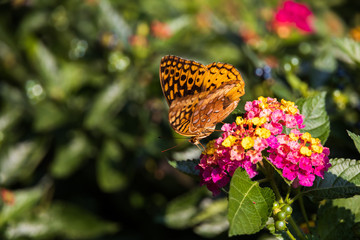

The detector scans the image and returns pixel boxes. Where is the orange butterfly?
[159,55,245,145]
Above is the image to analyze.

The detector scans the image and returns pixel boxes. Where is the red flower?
[1,188,15,205]
[151,21,172,39]
[273,0,314,36]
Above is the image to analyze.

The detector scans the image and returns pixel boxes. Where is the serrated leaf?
[333,195,360,222]
[334,38,360,66]
[303,158,360,200]
[316,202,355,240]
[347,130,360,154]
[228,168,275,236]
[296,92,330,144]
[168,159,200,176]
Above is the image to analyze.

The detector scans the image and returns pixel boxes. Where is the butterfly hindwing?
[189,83,241,134]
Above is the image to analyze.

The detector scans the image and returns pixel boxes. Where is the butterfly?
[159,55,245,145]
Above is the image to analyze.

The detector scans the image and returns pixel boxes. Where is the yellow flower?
[259,117,267,125]
[300,146,312,156]
[310,138,320,145]
[301,132,312,142]
[252,117,260,125]
[222,135,237,148]
[258,96,266,102]
[287,106,298,115]
[203,140,216,155]
[281,99,295,107]
[258,96,268,109]
[255,128,271,139]
[311,144,323,153]
[236,116,245,125]
[289,133,299,141]
[241,136,254,149]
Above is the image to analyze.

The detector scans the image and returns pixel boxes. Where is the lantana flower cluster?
[273,0,314,37]
[196,97,330,195]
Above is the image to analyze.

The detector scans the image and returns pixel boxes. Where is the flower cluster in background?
[197,97,331,195]
[272,0,314,38]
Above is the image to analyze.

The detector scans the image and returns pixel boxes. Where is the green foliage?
[316,202,355,240]
[4,201,118,239]
[164,187,229,237]
[296,92,330,144]
[228,169,274,236]
[168,159,200,176]
[347,130,360,154]
[0,0,360,239]
[304,158,360,200]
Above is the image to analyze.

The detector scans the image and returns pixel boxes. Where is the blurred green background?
[0,0,360,239]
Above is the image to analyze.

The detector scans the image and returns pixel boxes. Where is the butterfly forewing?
[160,55,206,106]
[160,55,245,144]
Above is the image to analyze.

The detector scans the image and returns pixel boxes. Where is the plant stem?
[285,185,292,203]
[286,229,297,240]
[288,216,306,240]
[299,194,311,234]
[270,176,282,202]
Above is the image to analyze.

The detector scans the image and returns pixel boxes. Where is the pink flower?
[273,0,314,36]
[197,96,330,196]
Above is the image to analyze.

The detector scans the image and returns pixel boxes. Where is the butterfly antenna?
[214,129,223,132]
[161,144,180,152]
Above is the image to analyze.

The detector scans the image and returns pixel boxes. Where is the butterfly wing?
[189,82,243,136]
[168,94,200,137]
[160,55,246,142]
[202,62,245,94]
[159,55,207,106]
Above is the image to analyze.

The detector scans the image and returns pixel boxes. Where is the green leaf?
[296,91,330,144]
[191,198,228,225]
[194,213,228,238]
[285,72,310,96]
[4,201,118,239]
[347,130,360,154]
[334,38,360,66]
[33,101,66,132]
[50,132,92,178]
[333,195,360,222]
[303,158,360,200]
[97,140,127,192]
[0,183,47,226]
[228,168,274,236]
[98,0,131,47]
[23,35,64,100]
[168,159,200,176]
[0,139,48,185]
[192,198,228,237]
[85,79,130,131]
[164,187,209,229]
[316,202,355,240]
